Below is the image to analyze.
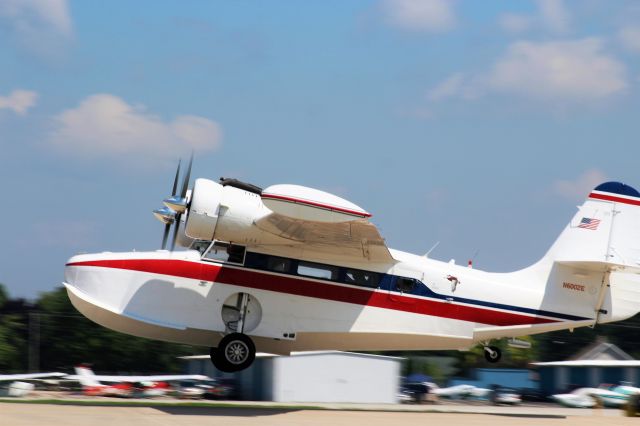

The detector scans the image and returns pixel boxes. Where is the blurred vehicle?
[175,380,205,399]
[399,382,432,404]
[205,378,238,400]
[517,387,547,402]
[490,387,521,405]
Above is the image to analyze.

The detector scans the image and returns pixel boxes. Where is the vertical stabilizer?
[544,182,640,268]
[74,365,102,387]
[540,182,640,324]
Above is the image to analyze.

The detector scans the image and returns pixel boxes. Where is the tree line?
[0,284,199,373]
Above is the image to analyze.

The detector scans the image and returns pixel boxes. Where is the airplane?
[552,386,629,408]
[67,364,210,397]
[0,372,66,397]
[430,383,490,399]
[63,157,640,373]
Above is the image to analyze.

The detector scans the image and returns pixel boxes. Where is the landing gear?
[484,345,501,363]
[209,333,256,373]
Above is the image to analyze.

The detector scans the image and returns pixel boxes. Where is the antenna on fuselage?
[468,249,479,268]
[423,241,440,258]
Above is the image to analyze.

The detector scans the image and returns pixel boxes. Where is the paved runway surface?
[0,403,634,426]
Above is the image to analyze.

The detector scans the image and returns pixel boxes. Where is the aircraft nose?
[64,254,86,286]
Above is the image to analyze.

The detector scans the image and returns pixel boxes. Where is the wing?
[254,212,393,263]
[70,374,210,382]
[0,372,66,381]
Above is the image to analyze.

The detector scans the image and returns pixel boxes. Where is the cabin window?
[396,277,416,293]
[191,240,210,255]
[202,242,246,264]
[297,261,338,281]
[267,256,291,273]
[344,269,380,288]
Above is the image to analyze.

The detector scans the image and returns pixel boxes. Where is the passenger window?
[297,261,338,280]
[345,269,380,288]
[203,242,245,264]
[396,277,416,293]
[267,257,291,273]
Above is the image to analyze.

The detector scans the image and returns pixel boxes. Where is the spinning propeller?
[152,154,193,250]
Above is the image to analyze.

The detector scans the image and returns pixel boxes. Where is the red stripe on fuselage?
[67,259,557,327]
[589,192,640,206]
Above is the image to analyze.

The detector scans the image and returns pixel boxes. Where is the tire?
[214,333,256,373]
[484,346,501,363]
[209,347,229,372]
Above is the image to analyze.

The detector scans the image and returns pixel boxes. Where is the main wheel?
[209,347,228,371]
[484,346,501,363]
[214,333,256,372]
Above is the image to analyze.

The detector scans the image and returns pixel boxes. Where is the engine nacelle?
[184,178,224,241]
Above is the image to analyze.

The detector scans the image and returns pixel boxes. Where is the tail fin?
[74,364,102,387]
[541,182,640,324]
[544,182,640,268]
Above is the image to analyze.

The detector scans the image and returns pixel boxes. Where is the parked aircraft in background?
[68,365,210,397]
[0,372,66,397]
[430,383,490,399]
[63,156,640,372]
[552,383,640,408]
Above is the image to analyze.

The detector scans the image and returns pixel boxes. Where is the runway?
[0,402,633,426]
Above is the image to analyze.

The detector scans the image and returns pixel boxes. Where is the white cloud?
[499,0,570,36]
[427,73,468,101]
[619,26,640,53]
[538,0,570,34]
[428,38,628,103]
[499,13,532,34]
[0,89,38,115]
[553,169,608,201]
[381,0,456,33]
[488,39,626,100]
[0,0,72,55]
[49,94,222,163]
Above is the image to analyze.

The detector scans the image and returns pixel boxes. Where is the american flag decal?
[578,217,601,230]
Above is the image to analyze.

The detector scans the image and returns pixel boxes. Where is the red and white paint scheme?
[63,166,640,372]
[69,365,209,397]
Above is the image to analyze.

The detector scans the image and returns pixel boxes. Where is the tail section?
[540,182,640,325]
[545,182,640,267]
[74,364,102,387]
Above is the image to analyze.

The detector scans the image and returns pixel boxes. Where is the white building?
[181,351,402,403]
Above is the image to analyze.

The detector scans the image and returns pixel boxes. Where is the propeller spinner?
[153,155,193,250]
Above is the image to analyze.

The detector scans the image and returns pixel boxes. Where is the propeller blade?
[180,153,193,199]
[161,223,171,249]
[170,213,181,251]
[172,160,181,196]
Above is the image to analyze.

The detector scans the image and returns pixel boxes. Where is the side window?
[267,256,291,273]
[297,261,338,281]
[191,240,210,255]
[203,242,245,264]
[345,269,380,288]
[396,277,416,293]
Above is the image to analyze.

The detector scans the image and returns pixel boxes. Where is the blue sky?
[1,0,640,298]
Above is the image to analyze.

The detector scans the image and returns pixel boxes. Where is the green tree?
[0,283,27,371]
[37,287,200,373]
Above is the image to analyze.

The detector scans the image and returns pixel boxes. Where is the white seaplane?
[63,158,640,372]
